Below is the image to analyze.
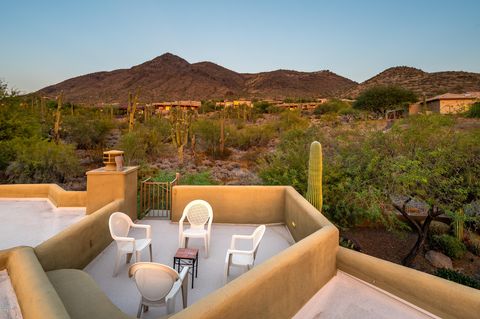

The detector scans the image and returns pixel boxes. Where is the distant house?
[425,92,480,114]
[148,100,201,114]
[215,100,253,108]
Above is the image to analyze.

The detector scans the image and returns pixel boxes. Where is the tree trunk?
[178,145,184,165]
[402,214,433,266]
[393,199,442,267]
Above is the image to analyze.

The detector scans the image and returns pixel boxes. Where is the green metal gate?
[140,173,179,219]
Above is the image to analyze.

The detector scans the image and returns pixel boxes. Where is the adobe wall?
[0,184,86,207]
[337,247,480,319]
[439,99,475,114]
[171,185,285,224]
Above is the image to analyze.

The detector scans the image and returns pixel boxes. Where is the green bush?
[465,236,480,256]
[431,234,467,259]
[353,85,417,115]
[314,99,350,115]
[180,171,217,185]
[227,124,275,150]
[428,221,451,239]
[466,102,480,118]
[6,139,81,184]
[434,268,480,289]
[63,114,113,149]
[119,118,171,165]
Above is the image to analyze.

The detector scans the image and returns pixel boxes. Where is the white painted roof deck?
[0,199,85,250]
[293,271,440,319]
[84,220,294,319]
[84,219,439,319]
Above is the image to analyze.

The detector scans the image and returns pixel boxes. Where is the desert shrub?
[180,171,217,185]
[466,102,480,118]
[192,119,221,156]
[314,99,350,115]
[353,85,417,115]
[62,114,113,149]
[6,139,81,184]
[274,110,309,131]
[431,234,467,259]
[466,238,480,256]
[253,101,272,114]
[428,221,451,239]
[227,124,275,150]
[199,100,218,113]
[434,268,480,289]
[119,118,171,165]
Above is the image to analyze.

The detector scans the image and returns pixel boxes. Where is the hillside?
[344,66,480,98]
[37,53,356,103]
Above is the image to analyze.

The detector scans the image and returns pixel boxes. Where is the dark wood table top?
[174,248,199,260]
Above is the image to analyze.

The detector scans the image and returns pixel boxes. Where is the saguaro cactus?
[53,91,63,144]
[306,141,323,212]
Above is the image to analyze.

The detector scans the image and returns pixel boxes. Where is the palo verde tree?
[353,85,417,116]
[378,115,480,266]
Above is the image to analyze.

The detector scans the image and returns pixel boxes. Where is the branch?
[392,197,421,233]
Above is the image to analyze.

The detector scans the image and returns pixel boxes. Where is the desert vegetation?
[1,79,479,287]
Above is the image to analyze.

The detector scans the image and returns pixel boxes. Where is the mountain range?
[37,53,480,103]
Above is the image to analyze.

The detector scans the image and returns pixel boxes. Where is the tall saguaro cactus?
[53,91,63,144]
[169,108,194,165]
[306,141,323,212]
[127,89,140,132]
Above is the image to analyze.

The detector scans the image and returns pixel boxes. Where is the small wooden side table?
[173,248,199,288]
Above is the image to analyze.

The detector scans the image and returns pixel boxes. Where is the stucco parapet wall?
[337,247,480,319]
[0,184,86,208]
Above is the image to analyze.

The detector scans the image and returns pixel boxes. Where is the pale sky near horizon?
[1,0,479,93]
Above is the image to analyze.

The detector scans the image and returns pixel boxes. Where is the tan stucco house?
[425,92,480,114]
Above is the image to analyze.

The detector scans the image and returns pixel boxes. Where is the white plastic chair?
[224,225,266,283]
[178,200,213,258]
[129,262,189,318]
[109,212,152,276]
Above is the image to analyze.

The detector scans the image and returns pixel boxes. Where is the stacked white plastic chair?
[178,200,213,257]
[129,263,188,318]
[109,212,152,276]
[224,225,266,283]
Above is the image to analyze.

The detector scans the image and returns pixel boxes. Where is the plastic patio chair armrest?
[178,266,189,282]
[131,224,151,239]
[230,234,254,249]
[165,267,189,302]
[114,236,135,242]
[226,249,253,256]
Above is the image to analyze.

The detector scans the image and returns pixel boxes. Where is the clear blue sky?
[1,0,479,93]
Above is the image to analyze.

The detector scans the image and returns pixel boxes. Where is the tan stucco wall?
[439,99,475,114]
[337,247,480,319]
[171,185,285,224]
[172,225,338,319]
[35,199,124,271]
[0,184,86,207]
[86,166,138,220]
[284,186,333,241]
[1,247,70,319]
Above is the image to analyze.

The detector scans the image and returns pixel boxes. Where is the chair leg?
[113,251,122,277]
[136,300,143,318]
[166,298,175,314]
[149,244,152,262]
[223,262,229,284]
[136,250,141,263]
[204,236,209,258]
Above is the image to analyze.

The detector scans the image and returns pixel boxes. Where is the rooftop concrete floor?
[84,219,295,318]
[293,271,440,319]
[0,199,85,250]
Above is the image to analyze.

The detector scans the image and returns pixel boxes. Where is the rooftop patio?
[0,199,84,250]
[84,220,294,318]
